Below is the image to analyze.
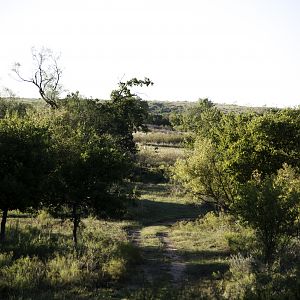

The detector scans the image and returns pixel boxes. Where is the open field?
[137,145,185,168]
[134,131,186,146]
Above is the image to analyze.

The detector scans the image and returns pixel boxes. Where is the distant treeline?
[5,97,272,128]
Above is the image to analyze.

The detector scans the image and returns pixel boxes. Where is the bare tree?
[12,47,62,109]
[0,87,17,100]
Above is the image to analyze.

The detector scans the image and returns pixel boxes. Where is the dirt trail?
[128,222,186,285]
[126,183,209,287]
[160,233,186,284]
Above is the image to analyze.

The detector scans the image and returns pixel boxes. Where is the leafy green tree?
[61,78,152,155]
[0,114,51,241]
[173,106,300,211]
[172,138,234,210]
[233,165,300,262]
[106,77,153,154]
[46,108,133,247]
[217,109,300,183]
[172,98,222,140]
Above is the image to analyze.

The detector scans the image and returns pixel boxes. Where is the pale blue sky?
[0,0,300,107]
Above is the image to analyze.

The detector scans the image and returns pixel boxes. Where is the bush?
[221,254,256,300]
[225,229,257,256]
[0,256,45,290]
[47,254,81,285]
[103,257,126,281]
[0,252,13,268]
[220,240,300,299]
[233,165,300,262]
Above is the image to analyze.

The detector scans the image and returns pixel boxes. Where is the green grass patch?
[169,213,238,282]
[129,183,208,225]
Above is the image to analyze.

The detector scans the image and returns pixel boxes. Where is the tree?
[217,109,300,183]
[233,165,300,262]
[45,106,133,247]
[61,78,153,155]
[173,105,300,211]
[107,77,153,154]
[12,47,62,109]
[0,113,51,241]
[43,78,153,246]
[172,138,234,211]
[172,98,222,140]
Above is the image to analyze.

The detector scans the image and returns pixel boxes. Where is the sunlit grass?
[137,145,185,167]
[134,131,186,145]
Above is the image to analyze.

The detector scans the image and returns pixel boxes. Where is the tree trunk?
[0,208,8,242]
[72,204,80,249]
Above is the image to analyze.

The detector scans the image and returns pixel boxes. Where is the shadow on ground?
[129,199,212,226]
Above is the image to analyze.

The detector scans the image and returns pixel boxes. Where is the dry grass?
[134,131,186,145]
[137,145,184,167]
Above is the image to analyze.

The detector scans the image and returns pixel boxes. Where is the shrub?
[233,165,300,262]
[47,254,81,285]
[0,252,13,268]
[221,254,256,300]
[225,229,257,256]
[0,256,45,290]
[103,257,126,281]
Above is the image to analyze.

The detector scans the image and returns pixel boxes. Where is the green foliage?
[173,106,300,211]
[220,244,300,300]
[1,256,45,290]
[171,98,222,140]
[0,114,51,209]
[62,79,151,155]
[0,252,13,268]
[0,113,52,240]
[218,110,300,183]
[172,138,234,210]
[171,212,233,252]
[43,106,134,246]
[221,254,256,299]
[0,98,31,118]
[108,78,152,154]
[47,254,81,285]
[225,229,257,256]
[233,165,300,262]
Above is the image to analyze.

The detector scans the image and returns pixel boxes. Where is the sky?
[0,0,300,107]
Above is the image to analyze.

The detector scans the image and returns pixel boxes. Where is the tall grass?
[137,145,184,167]
[134,131,186,145]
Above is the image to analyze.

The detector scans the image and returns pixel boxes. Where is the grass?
[0,212,140,299]
[169,213,234,283]
[129,183,206,225]
[137,145,184,168]
[4,182,296,299]
[140,225,167,249]
[134,131,186,146]
[124,184,232,298]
